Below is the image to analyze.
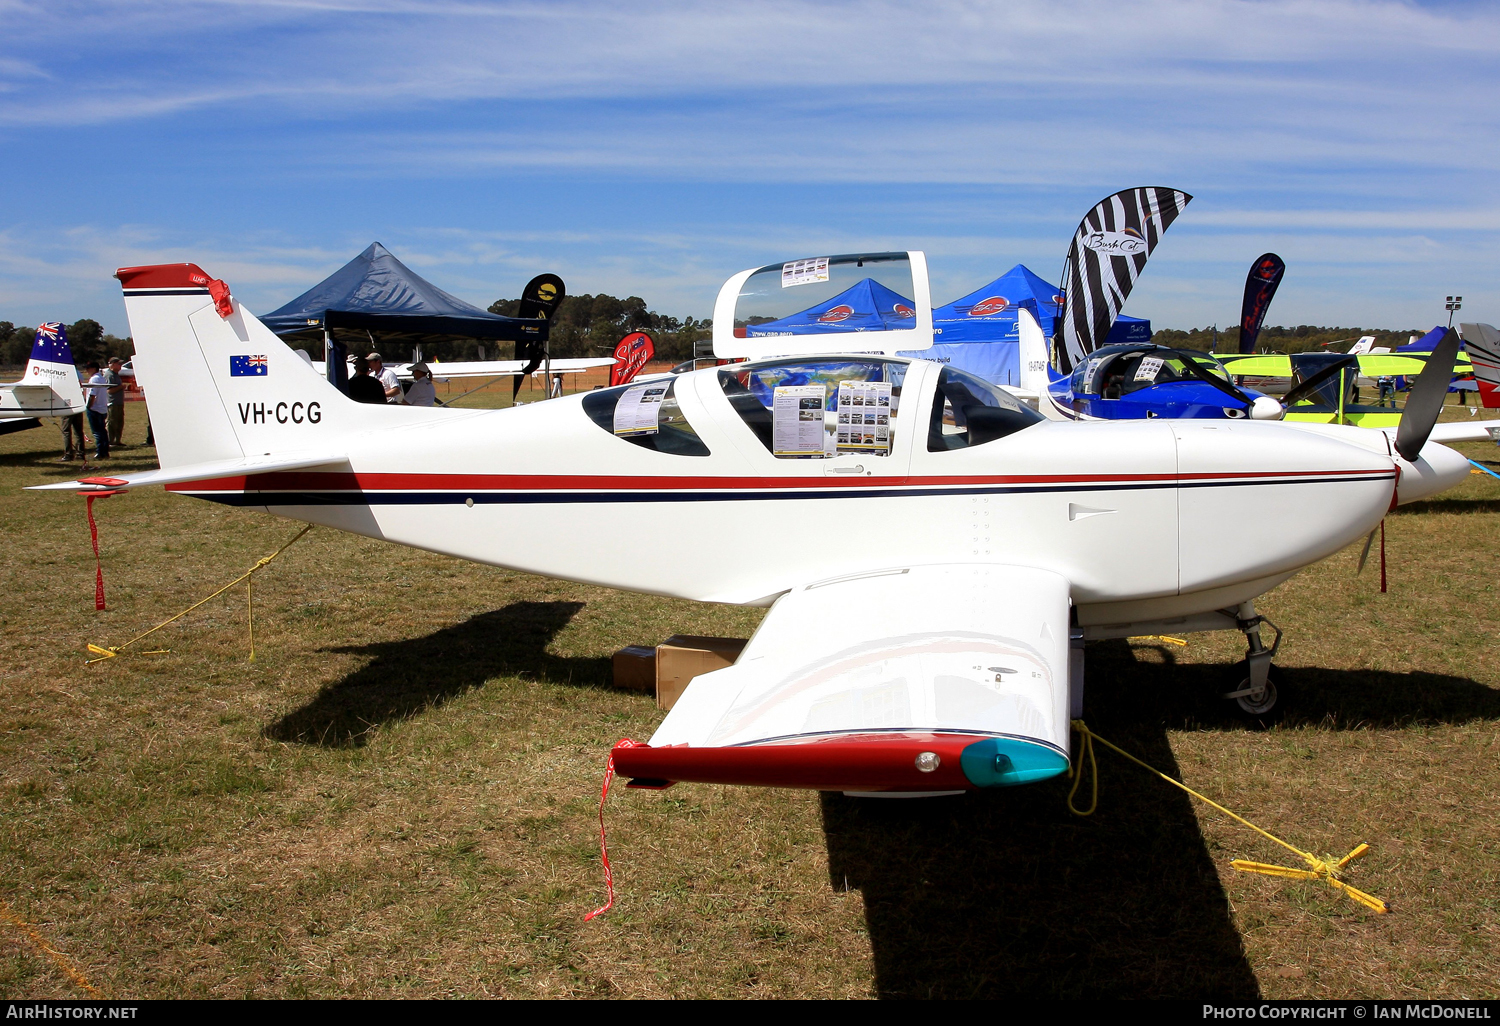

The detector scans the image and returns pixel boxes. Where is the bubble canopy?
[712,251,933,359]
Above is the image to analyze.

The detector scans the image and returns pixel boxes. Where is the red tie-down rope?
[84,492,121,610]
[584,738,641,921]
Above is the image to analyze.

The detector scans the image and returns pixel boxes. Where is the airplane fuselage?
[169,357,1406,632]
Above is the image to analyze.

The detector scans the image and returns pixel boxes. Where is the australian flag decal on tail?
[230,355,268,377]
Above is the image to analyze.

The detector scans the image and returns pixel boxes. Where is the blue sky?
[1,0,1497,336]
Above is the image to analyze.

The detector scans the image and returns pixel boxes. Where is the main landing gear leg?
[1222,601,1284,720]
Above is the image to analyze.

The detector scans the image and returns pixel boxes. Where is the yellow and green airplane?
[1216,351,1473,428]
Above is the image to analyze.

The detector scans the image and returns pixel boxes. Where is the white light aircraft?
[0,322,86,429]
[34,255,1481,796]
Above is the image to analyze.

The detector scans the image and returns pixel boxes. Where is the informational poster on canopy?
[613,382,668,436]
[772,384,827,456]
[781,257,830,288]
[835,380,893,453]
[1135,356,1164,382]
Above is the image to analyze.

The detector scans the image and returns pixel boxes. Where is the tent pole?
[544,334,553,398]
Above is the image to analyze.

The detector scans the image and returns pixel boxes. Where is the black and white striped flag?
[1058,187,1192,371]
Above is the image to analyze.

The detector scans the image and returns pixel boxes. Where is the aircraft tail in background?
[0,322,85,419]
[1016,307,1068,420]
[1458,323,1500,409]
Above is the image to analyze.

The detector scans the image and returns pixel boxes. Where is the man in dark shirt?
[347,357,387,405]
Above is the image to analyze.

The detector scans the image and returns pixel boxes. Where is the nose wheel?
[1225,662,1284,718]
[1221,603,1285,722]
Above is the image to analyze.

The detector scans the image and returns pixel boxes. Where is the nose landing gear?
[1222,601,1284,720]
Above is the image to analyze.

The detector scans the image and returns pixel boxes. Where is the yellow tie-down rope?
[86,524,313,665]
[1128,635,1188,647]
[0,899,101,997]
[1067,719,1388,914]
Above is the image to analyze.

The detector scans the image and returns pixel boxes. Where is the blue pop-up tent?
[900,264,1149,386]
[261,242,545,348]
[744,278,916,336]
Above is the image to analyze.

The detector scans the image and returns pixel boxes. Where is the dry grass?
[0,400,1496,999]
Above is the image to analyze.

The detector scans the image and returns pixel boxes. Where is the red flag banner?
[189,272,235,318]
[1238,253,1285,354]
[610,332,655,386]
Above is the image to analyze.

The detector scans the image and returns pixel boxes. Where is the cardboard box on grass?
[655,635,747,711]
[611,646,657,693]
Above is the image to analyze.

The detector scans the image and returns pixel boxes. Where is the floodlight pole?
[1446,295,1463,330]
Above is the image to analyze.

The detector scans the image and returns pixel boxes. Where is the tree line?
[1,309,1440,371]
[0,319,133,367]
[1152,324,1431,354]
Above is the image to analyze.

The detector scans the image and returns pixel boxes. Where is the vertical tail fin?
[116,263,375,469]
[1017,307,1067,419]
[1459,323,1500,410]
[21,323,85,413]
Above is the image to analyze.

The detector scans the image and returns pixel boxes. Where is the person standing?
[346,357,387,405]
[404,362,437,407]
[83,361,110,459]
[105,357,126,446]
[368,353,402,403]
[60,364,88,462]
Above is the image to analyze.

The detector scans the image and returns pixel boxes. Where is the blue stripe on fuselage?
[178,473,1395,507]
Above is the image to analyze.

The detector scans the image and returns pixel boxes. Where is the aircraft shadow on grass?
[1392,497,1500,516]
[820,639,1500,999]
[263,600,610,748]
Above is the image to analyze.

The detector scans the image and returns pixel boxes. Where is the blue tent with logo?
[745,278,916,336]
[900,264,1149,385]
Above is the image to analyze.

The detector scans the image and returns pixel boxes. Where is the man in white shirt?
[83,360,111,459]
[368,353,402,402]
[405,362,437,407]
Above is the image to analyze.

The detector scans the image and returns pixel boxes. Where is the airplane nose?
[1395,442,1470,505]
[1249,396,1283,420]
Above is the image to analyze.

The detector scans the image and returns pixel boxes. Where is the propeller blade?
[1177,352,1251,405]
[1280,358,1354,408]
[1394,328,1462,462]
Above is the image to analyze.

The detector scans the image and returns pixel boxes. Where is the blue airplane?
[1025,338,1289,422]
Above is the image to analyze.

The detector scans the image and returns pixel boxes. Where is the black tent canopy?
[261,242,547,348]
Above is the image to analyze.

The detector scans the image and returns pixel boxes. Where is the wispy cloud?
[0,1,1495,332]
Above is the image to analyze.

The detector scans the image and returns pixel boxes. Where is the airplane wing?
[400,358,615,380]
[1215,353,1468,377]
[614,563,1075,793]
[1423,421,1500,446]
[1214,354,1292,375]
[27,451,347,493]
[309,358,616,380]
[1355,354,1460,376]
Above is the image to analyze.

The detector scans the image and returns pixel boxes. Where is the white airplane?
[35,254,1480,796]
[0,322,86,428]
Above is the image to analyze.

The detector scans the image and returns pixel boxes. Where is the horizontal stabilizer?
[27,451,347,493]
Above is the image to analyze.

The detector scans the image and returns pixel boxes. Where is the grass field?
[1,394,1497,999]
